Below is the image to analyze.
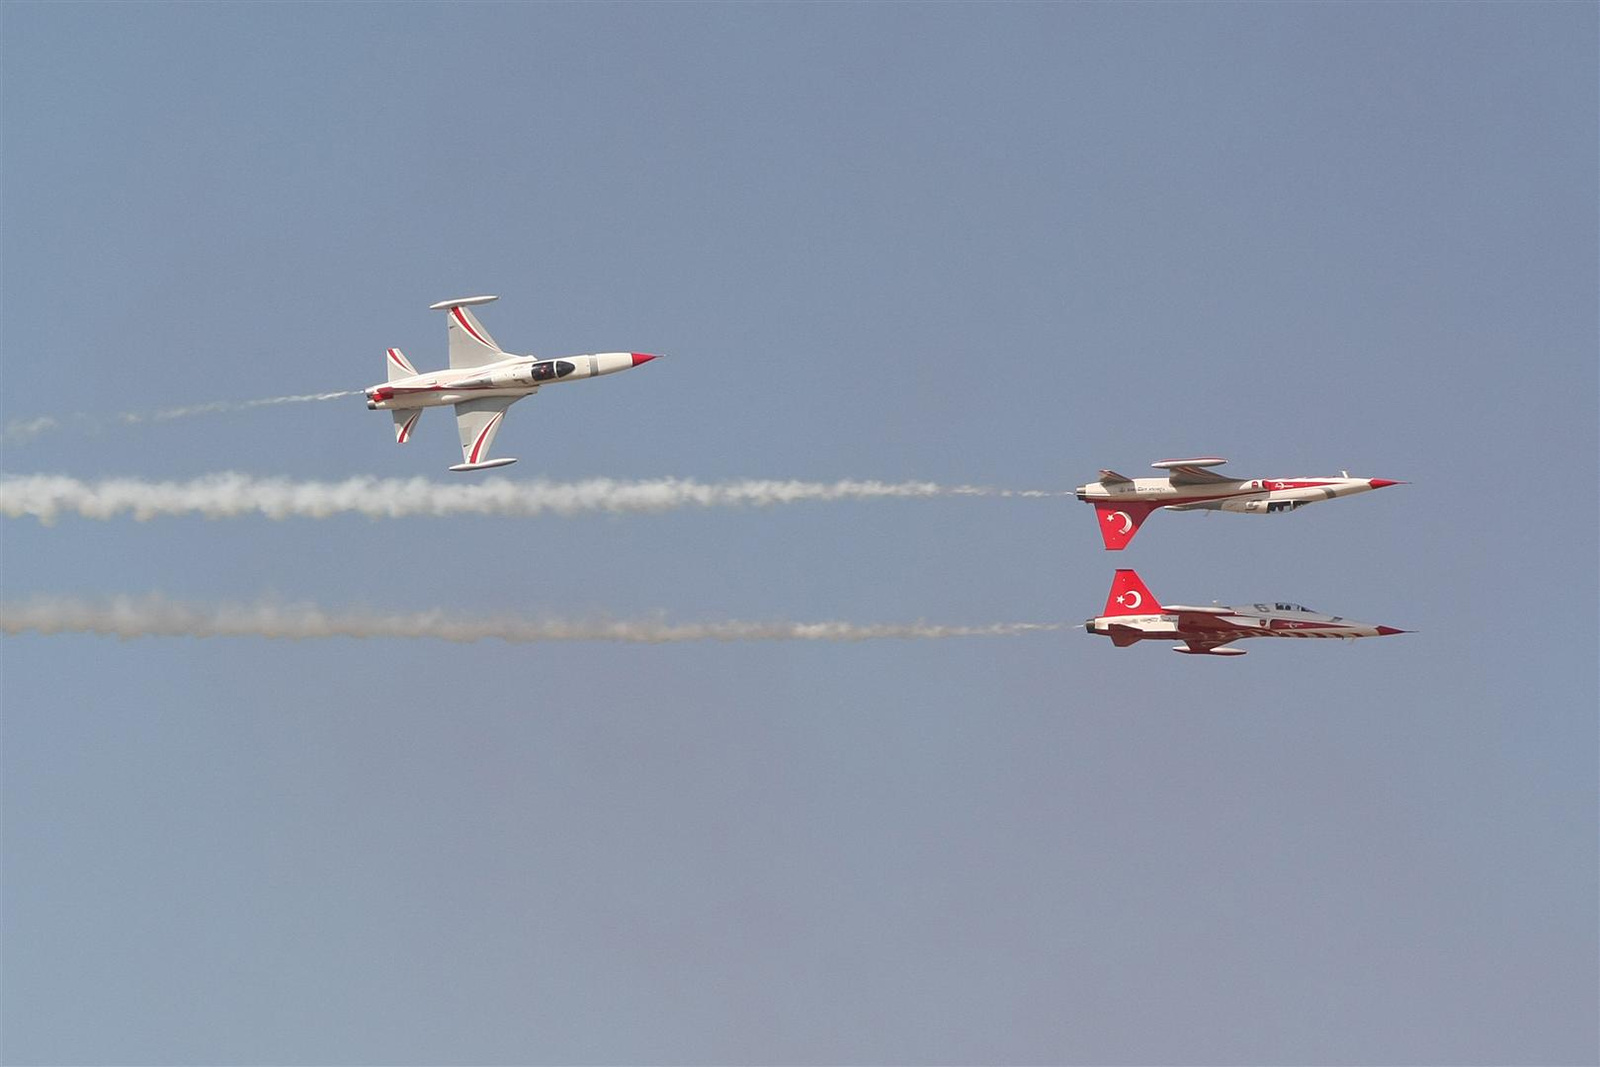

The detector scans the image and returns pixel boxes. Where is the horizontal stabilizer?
[1107,624,1143,648]
[448,457,518,473]
[1097,468,1132,484]
[392,408,421,444]
[386,347,418,382]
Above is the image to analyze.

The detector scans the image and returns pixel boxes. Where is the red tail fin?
[1104,569,1162,616]
[1094,502,1158,550]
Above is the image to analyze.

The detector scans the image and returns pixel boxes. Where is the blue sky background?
[2,3,1595,1064]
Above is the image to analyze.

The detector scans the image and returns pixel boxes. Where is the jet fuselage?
[1074,474,1391,514]
[1076,458,1402,549]
[1085,602,1404,648]
[1085,569,1408,655]
[365,352,651,411]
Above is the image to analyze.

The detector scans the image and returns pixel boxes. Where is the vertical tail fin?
[386,348,418,382]
[1095,502,1158,550]
[1104,569,1162,616]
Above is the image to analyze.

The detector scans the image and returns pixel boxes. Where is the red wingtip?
[630,352,657,366]
[1368,478,1404,489]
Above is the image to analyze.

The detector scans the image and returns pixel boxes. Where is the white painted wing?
[1164,464,1234,486]
[454,396,518,467]
[443,303,504,369]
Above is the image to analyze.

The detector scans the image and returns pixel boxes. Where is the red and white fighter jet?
[365,296,657,471]
[1085,569,1409,656]
[1076,458,1402,550]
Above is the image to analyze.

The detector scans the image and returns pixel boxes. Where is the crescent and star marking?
[1119,590,1142,609]
[1111,510,1133,534]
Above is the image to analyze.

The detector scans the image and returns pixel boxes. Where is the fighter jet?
[365,296,657,471]
[1085,568,1409,656]
[1076,458,1402,550]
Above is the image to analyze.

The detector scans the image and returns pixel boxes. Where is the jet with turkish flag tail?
[1085,569,1410,657]
[1075,458,1403,550]
[365,296,659,471]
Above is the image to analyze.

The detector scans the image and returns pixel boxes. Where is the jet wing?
[431,296,506,370]
[1167,605,1268,633]
[451,396,521,471]
[1152,457,1233,485]
[1167,465,1233,485]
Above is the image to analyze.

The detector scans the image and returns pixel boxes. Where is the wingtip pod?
[1368,478,1405,489]
[1173,645,1247,656]
[428,295,499,310]
[1375,626,1411,636]
[448,457,518,473]
[1151,457,1227,470]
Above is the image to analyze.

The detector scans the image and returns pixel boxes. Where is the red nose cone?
[1368,478,1403,489]
[630,353,656,367]
[1375,626,1409,636]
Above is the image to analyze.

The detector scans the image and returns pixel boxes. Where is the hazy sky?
[2,3,1595,1064]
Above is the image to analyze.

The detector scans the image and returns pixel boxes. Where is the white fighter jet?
[1076,458,1402,550]
[1085,569,1409,656]
[365,296,657,471]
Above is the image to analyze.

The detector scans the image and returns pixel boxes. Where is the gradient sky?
[2,3,1595,1064]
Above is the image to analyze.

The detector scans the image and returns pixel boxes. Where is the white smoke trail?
[0,594,1064,644]
[124,391,358,423]
[3,392,356,443]
[1,473,1065,524]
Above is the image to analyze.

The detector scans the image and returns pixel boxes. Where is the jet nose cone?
[1368,478,1404,489]
[630,352,657,367]
[1375,626,1410,636]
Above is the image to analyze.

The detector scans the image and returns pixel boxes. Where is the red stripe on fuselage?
[1097,481,1343,506]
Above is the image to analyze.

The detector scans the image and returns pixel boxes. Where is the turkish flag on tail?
[1094,502,1158,550]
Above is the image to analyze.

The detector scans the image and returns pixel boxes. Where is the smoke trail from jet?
[0,594,1064,644]
[2,392,357,443]
[2,473,1066,524]
[127,391,359,423]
